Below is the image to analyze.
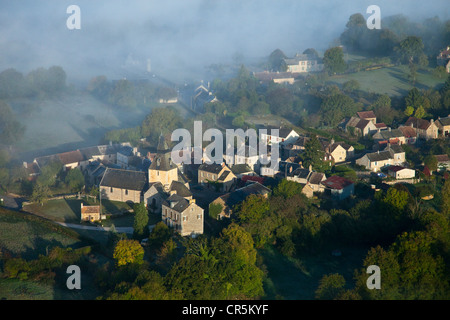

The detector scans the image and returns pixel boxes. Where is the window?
[125,189,128,195]
[183,216,186,222]
[197,214,202,220]
[110,187,113,193]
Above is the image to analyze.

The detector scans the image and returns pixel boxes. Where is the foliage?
[65,168,85,192]
[133,202,149,239]
[273,179,303,199]
[323,47,347,75]
[113,239,145,267]
[315,273,346,300]
[208,202,223,219]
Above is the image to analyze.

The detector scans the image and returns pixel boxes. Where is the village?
[11,94,450,239]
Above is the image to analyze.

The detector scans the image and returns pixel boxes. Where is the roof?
[231,164,254,174]
[346,116,362,128]
[399,126,417,138]
[81,205,100,214]
[357,111,376,119]
[405,117,432,130]
[118,145,134,157]
[375,123,387,128]
[321,175,354,190]
[241,175,265,185]
[388,166,413,173]
[289,168,310,179]
[435,154,450,163]
[163,194,190,213]
[100,168,147,191]
[170,180,192,198]
[149,151,178,172]
[375,129,405,140]
[216,182,271,209]
[366,150,392,162]
[355,119,371,130]
[437,116,450,126]
[198,163,224,174]
[218,170,231,181]
[58,150,85,165]
[382,144,404,154]
[264,126,297,139]
[308,172,325,185]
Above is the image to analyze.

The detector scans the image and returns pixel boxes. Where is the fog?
[0,0,449,84]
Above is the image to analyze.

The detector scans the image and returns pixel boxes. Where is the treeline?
[95,222,265,300]
[87,76,177,109]
[232,177,450,300]
[0,66,67,100]
[340,13,450,61]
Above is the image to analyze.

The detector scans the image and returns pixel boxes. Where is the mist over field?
[1,0,449,84]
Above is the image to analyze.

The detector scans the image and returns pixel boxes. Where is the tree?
[31,183,51,206]
[441,179,450,216]
[323,47,347,75]
[273,179,303,199]
[301,135,326,171]
[423,155,438,172]
[303,48,319,57]
[395,36,425,65]
[235,194,269,224]
[65,168,85,192]
[342,79,360,93]
[315,273,346,300]
[113,239,145,267]
[268,49,287,72]
[413,105,426,119]
[133,202,149,239]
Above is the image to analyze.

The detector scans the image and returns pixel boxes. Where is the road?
[55,222,156,235]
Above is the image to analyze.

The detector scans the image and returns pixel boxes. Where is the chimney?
[81,203,83,209]
[189,198,196,204]
[309,164,313,172]
[170,189,177,196]
[23,161,27,169]
[389,127,391,132]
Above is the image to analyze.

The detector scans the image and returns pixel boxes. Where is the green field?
[22,198,134,223]
[330,65,444,97]
[0,208,84,260]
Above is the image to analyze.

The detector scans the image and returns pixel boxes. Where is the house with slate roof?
[162,194,203,237]
[372,128,406,146]
[99,168,148,203]
[198,162,236,192]
[356,144,406,172]
[404,117,439,140]
[284,53,324,73]
[209,182,271,219]
[436,115,450,137]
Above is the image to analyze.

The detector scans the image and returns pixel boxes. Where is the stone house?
[404,117,439,140]
[80,203,101,222]
[198,162,236,192]
[162,195,203,237]
[284,53,324,73]
[99,168,147,203]
[436,116,450,137]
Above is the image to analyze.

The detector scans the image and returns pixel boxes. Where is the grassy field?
[260,245,369,300]
[22,198,134,223]
[0,208,84,260]
[330,65,444,97]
